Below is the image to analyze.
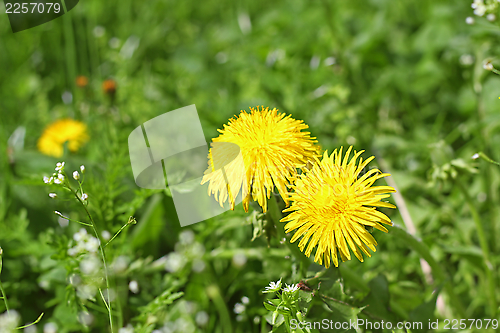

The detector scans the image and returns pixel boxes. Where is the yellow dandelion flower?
[37,119,89,158]
[201,106,319,213]
[281,147,396,268]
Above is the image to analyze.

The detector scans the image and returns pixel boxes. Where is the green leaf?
[359,274,397,322]
[264,301,277,312]
[408,286,442,333]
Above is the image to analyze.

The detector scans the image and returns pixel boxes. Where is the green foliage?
[0,0,500,332]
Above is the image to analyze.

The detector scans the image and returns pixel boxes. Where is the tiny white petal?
[49,193,57,198]
[129,280,139,294]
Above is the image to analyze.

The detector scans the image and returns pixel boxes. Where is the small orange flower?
[76,76,88,88]
[102,79,117,95]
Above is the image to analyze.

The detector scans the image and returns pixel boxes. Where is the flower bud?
[73,171,80,180]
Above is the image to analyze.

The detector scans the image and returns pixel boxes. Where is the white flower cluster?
[43,163,86,185]
[68,228,100,256]
[470,0,498,19]
[262,278,300,294]
[0,310,20,333]
[43,162,66,185]
[283,283,300,293]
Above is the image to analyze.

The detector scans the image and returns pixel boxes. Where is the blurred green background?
[1,0,500,332]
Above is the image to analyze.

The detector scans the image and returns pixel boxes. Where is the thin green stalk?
[0,281,9,313]
[205,275,233,333]
[16,312,44,329]
[475,152,500,167]
[390,225,466,319]
[455,180,497,318]
[69,187,115,333]
[104,217,136,248]
[61,0,78,99]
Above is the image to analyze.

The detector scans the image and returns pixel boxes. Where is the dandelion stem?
[68,186,115,333]
[455,180,497,318]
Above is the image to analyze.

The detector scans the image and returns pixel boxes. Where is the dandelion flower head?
[281,147,396,268]
[202,106,319,212]
[37,119,89,158]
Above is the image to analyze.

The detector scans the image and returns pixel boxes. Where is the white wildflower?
[80,256,100,275]
[466,16,475,24]
[192,259,206,273]
[179,230,195,245]
[233,303,245,314]
[483,60,494,70]
[74,228,88,242]
[55,162,65,172]
[129,280,139,294]
[241,296,250,304]
[80,165,85,173]
[102,230,111,241]
[263,278,282,293]
[43,323,58,333]
[232,252,247,267]
[48,193,57,199]
[165,252,186,273]
[0,310,20,332]
[195,311,209,326]
[84,237,100,253]
[81,193,88,201]
[283,283,299,293]
[73,171,80,180]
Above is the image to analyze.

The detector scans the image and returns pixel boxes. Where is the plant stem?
[69,187,115,333]
[455,180,497,318]
[104,220,134,248]
[0,281,9,313]
[61,0,78,97]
